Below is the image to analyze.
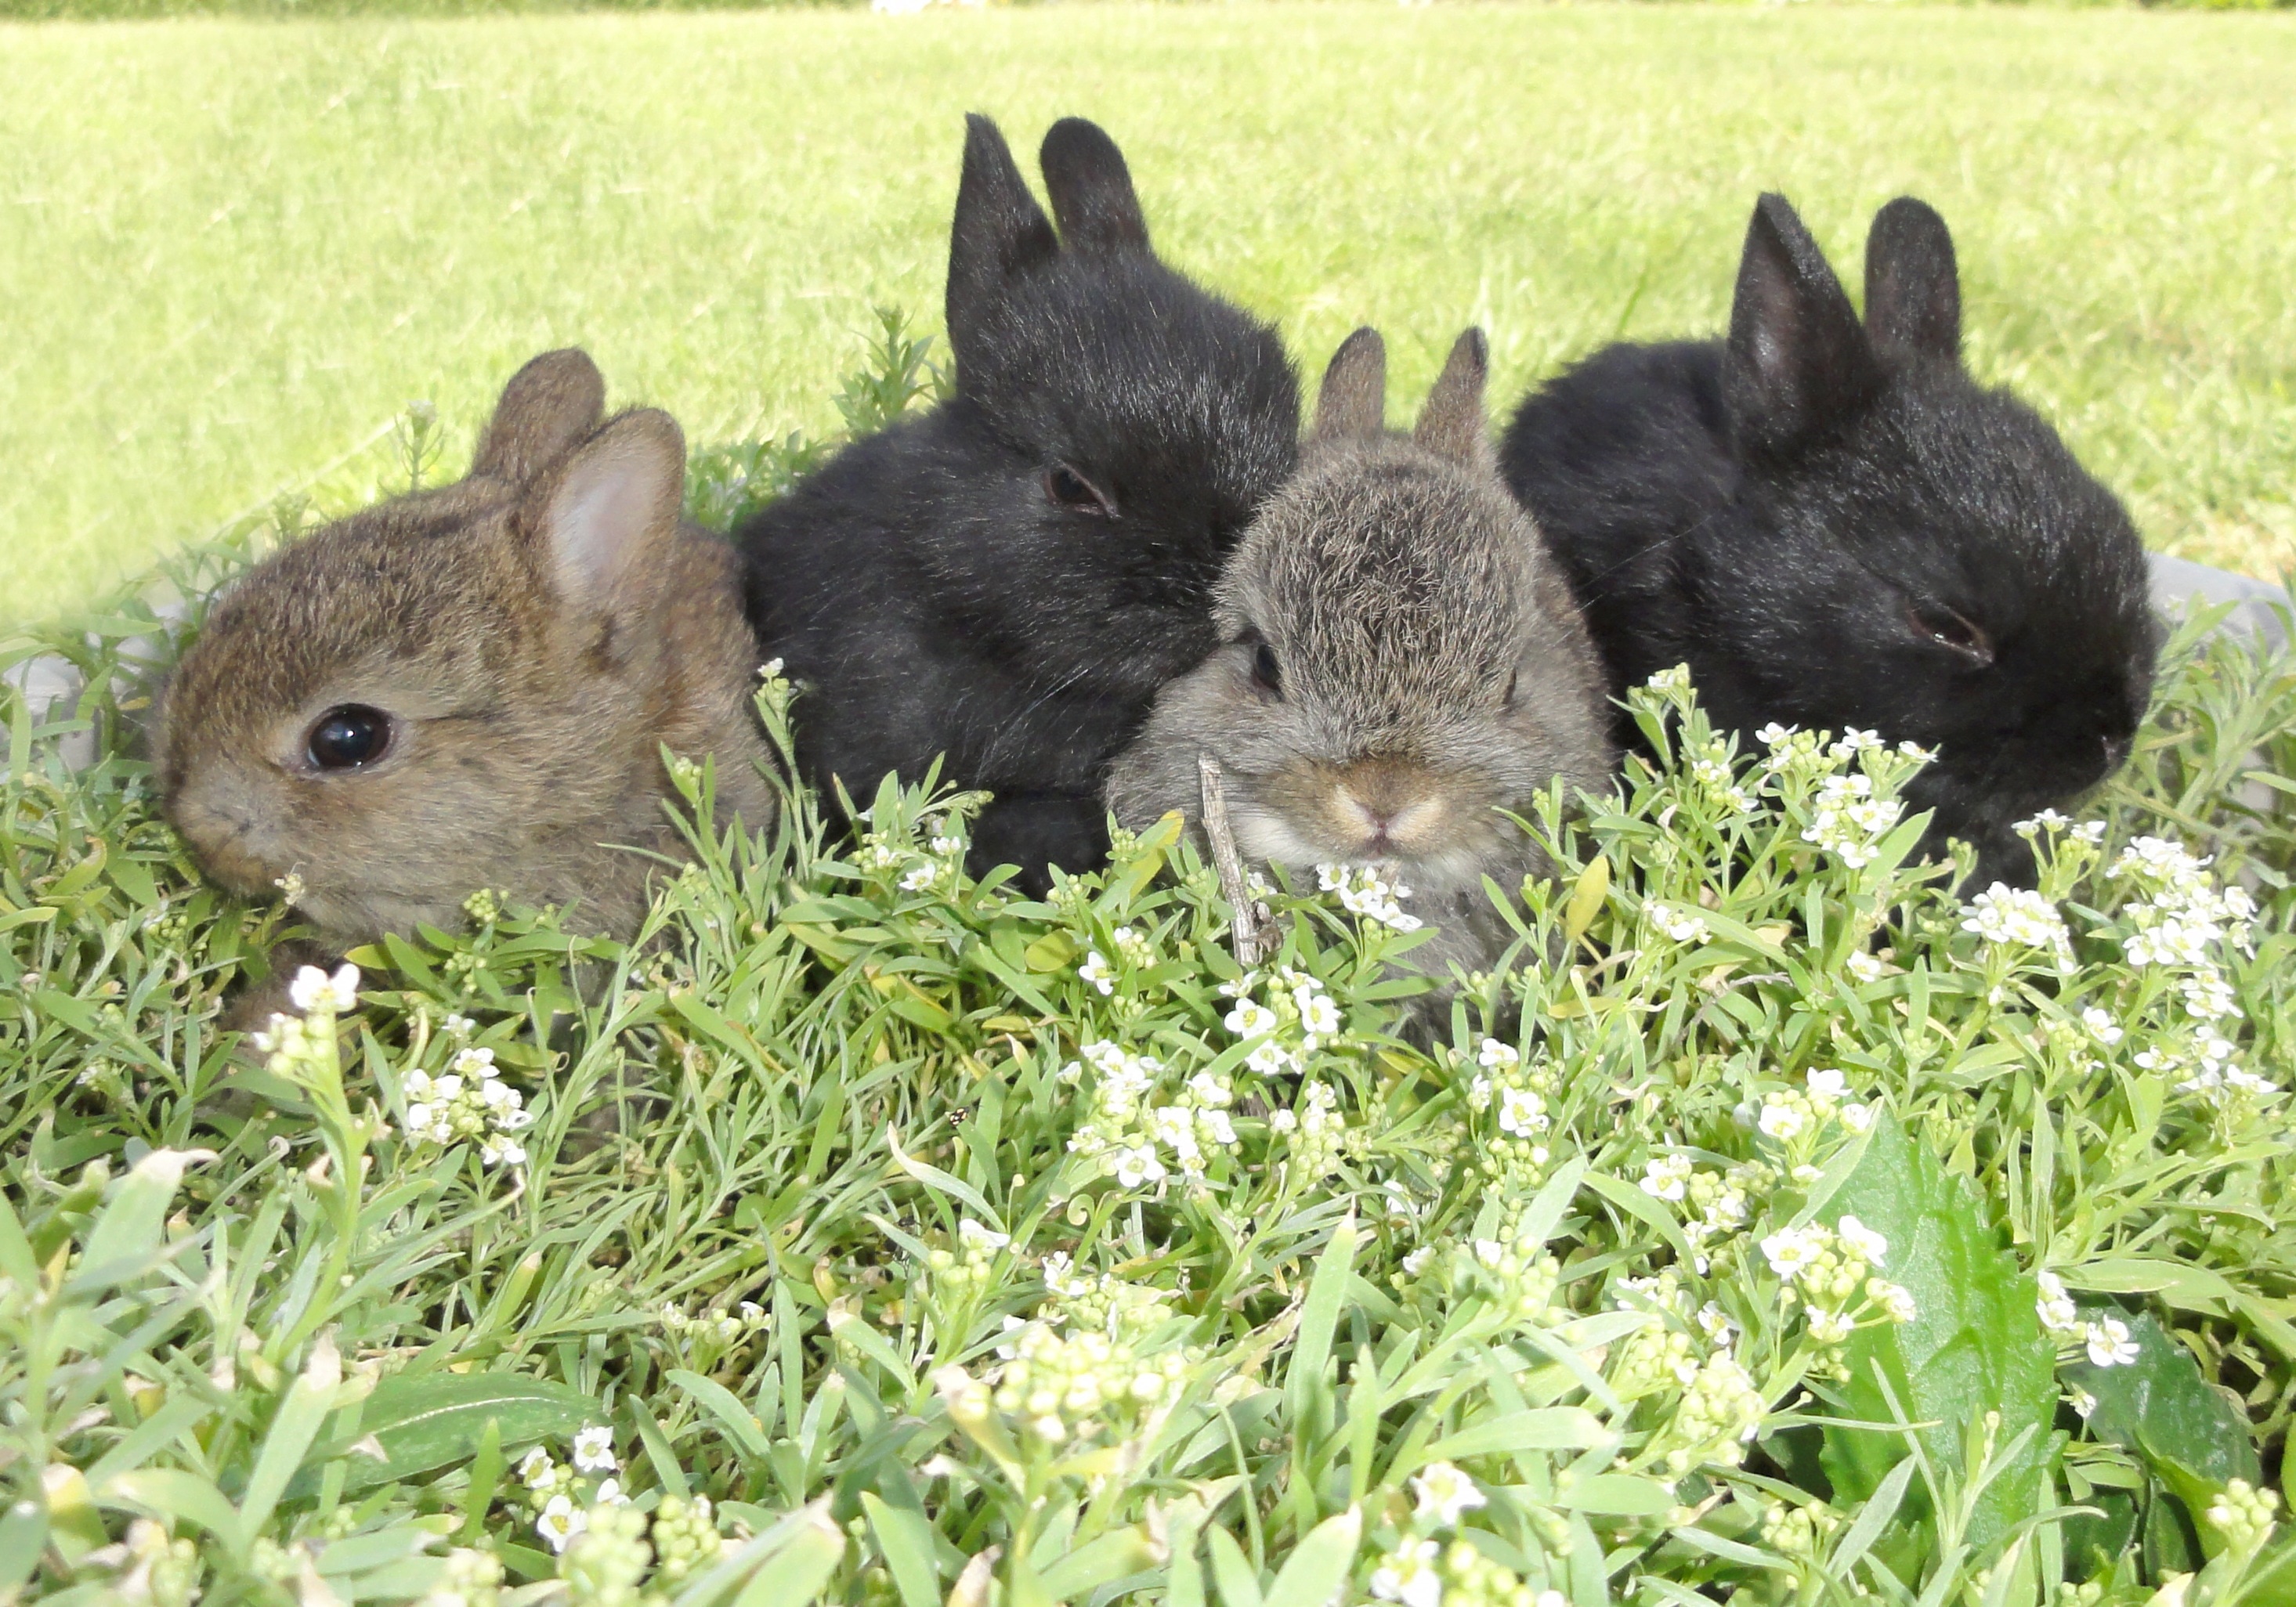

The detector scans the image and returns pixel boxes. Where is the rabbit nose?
[1333,766,1445,849]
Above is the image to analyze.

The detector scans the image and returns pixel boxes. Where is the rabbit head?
[1108,328,1613,899]
[1707,193,2160,864]
[156,349,773,948]
[924,114,1300,700]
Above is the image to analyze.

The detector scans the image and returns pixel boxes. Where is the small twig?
[1198,755,1264,967]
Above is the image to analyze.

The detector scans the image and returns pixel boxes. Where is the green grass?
[5,4,2296,626]
[6,557,2296,1601]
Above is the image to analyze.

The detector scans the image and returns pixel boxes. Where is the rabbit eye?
[307,706,392,771]
[1250,641,1282,698]
[1502,667,1520,708]
[1043,464,1114,517]
[1907,601,1995,666]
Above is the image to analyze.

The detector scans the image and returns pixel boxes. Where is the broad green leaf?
[295,1370,597,1497]
[1556,1473,1677,1516]
[0,1497,49,1596]
[97,1469,244,1556]
[670,1369,775,1464]
[1817,1113,2055,1551]
[73,1147,206,1289]
[241,1331,341,1541]
[2063,1308,2260,1493]
[1206,1524,1264,1607]
[1416,1407,1609,1468]
[1261,1506,1361,1607]
[1286,1219,1358,1438]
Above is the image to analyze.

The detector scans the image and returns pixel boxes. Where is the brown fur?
[155,349,775,950]
[1107,328,1613,981]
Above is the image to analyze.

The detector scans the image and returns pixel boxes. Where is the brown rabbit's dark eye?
[1251,641,1282,697]
[1502,667,1520,708]
[307,706,392,771]
[1043,464,1114,517]
[1907,601,1995,666]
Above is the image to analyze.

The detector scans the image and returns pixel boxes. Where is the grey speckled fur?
[1108,327,1613,983]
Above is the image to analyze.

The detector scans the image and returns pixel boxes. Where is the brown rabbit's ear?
[1864,196,1962,363]
[472,349,607,488]
[1312,327,1386,442]
[530,409,685,619]
[1412,328,1491,469]
[1040,117,1150,255]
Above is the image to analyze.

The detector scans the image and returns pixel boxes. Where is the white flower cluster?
[1758,1215,1916,1343]
[1062,1041,1240,1191]
[2034,1275,2142,1367]
[1222,966,1344,1075]
[1746,1070,1875,1183]
[1317,862,1423,932]
[1077,925,1156,997]
[1687,746,1755,814]
[927,1219,1011,1302]
[1960,882,2075,966]
[1648,901,1712,945]
[2103,837,2269,1110]
[1649,1349,1769,1479]
[1038,1252,1176,1344]
[400,1045,534,1168]
[1439,1224,1563,1327]
[248,963,364,1076]
[1466,1038,1558,1176]
[1800,772,1904,869]
[519,1428,626,1554]
[856,814,967,897]
[660,1297,767,1345]
[1607,1272,1770,1478]
[1370,1538,1557,1607]
[975,1320,1188,1446]
[2014,810,2107,847]
[1270,1081,1354,1178]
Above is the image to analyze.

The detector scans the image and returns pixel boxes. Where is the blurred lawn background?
[3,3,2294,624]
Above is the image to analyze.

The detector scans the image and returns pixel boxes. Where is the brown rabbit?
[155,349,775,953]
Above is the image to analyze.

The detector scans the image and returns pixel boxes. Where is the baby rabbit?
[736,114,1299,894]
[157,348,775,952]
[1107,328,1614,982]
[1499,193,2159,887]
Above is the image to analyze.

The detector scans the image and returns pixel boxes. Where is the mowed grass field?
[4,3,2294,625]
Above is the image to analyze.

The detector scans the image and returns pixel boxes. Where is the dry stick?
[1198,754,1264,967]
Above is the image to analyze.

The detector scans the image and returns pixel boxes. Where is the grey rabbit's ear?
[471,349,606,488]
[1412,328,1491,469]
[1039,117,1151,255]
[530,409,686,621]
[1312,327,1386,442]
[1864,196,1962,363]
[1724,193,1882,460]
[946,114,1060,367]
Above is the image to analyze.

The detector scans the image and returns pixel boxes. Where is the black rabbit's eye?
[1043,464,1114,516]
[307,706,392,771]
[1907,601,1994,666]
[1250,641,1282,697]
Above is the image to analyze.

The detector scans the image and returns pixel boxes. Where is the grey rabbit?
[1106,327,1614,982]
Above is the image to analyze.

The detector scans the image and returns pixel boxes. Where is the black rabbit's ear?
[472,348,606,488]
[1313,327,1386,442]
[1864,196,1962,363]
[946,114,1059,361]
[1724,193,1882,460]
[1040,117,1151,255]
[530,409,685,621]
[1414,328,1491,469]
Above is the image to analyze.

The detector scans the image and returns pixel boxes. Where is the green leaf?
[860,1492,942,1607]
[2064,1306,2259,1537]
[241,1332,342,1542]
[296,1370,598,1497]
[1261,1506,1361,1607]
[0,1497,49,1596]
[669,1369,775,1464]
[1817,1112,2056,1551]
[73,1147,205,1290]
[1205,1525,1264,1607]
[1417,1408,1610,1468]
[1033,1526,1161,1602]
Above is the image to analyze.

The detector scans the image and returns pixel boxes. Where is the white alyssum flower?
[1318,863,1423,932]
[1756,1097,1809,1143]
[2084,1316,2140,1368]
[571,1426,616,1473]
[1846,949,1887,984]
[1961,882,2074,961]
[1651,905,1712,944]
[535,1494,584,1553]
[1497,1086,1549,1138]
[288,962,361,1015]
[518,1447,557,1490]
[1835,1215,1887,1266]
[2036,1271,2081,1334]
[1802,772,1903,869]
[1079,950,1116,996]
[1640,1153,1694,1203]
[1761,1226,1827,1281]
[2081,1006,2125,1046]
[1369,1538,1444,1607]
[1409,1460,1488,1528]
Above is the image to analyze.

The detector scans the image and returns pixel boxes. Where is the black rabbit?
[1499,193,2160,887]
[736,114,1299,890]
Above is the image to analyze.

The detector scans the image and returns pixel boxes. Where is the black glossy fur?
[1500,193,2159,886]
[736,115,1299,889]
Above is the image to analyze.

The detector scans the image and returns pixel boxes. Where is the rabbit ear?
[946,114,1060,370]
[472,348,606,488]
[531,410,685,620]
[1413,328,1491,468]
[1039,117,1151,255]
[1723,193,1882,459]
[1312,327,1386,442]
[1864,196,1962,363]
